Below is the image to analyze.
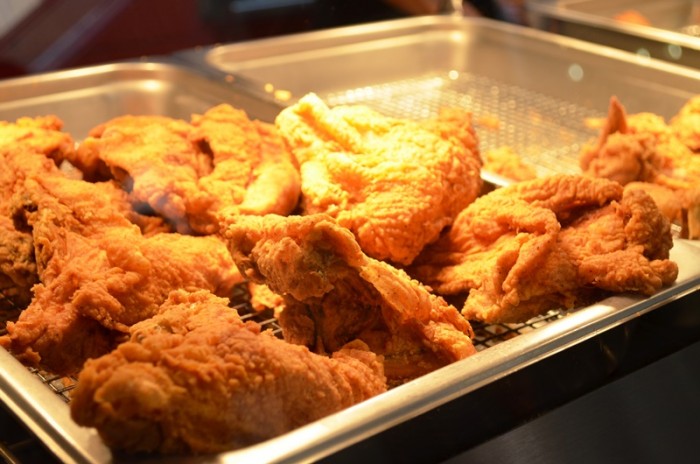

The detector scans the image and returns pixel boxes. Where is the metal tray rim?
[174,15,700,109]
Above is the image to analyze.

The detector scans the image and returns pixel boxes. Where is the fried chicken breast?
[410,175,678,323]
[71,289,386,454]
[222,213,476,386]
[68,105,300,234]
[275,93,482,265]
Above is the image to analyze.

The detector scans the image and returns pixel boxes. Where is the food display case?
[1,15,700,463]
[525,0,700,68]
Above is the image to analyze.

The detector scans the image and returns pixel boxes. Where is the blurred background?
[0,0,525,78]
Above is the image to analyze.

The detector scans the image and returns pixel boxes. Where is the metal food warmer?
[2,16,700,463]
[525,0,700,68]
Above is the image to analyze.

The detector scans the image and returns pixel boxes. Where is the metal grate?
[325,71,602,177]
[471,310,564,351]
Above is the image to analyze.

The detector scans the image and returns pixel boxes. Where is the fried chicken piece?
[409,175,678,323]
[68,114,211,233]
[614,9,651,25]
[190,104,301,232]
[275,93,482,265]
[580,96,700,238]
[483,146,538,182]
[222,213,476,386]
[670,95,700,152]
[0,116,75,311]
[71,289,386,454]
[68,105,300,234]
[0,115,74,168]
[0,216,35,317]
[1,175,242,374]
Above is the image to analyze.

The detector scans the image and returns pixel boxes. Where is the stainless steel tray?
[6,241,698,464]
[2,21,700,463]
[177,15,700,180]
[526,0,700,68]
[0,59,283,138]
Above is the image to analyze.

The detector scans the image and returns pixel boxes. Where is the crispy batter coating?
[70,289,386,454]
[670,95,700,152]
[1,175,242,374]
[222,213,476,386]
[275,93,482,265]
[483,146,538,182]
[410,175,678,323]
[68,105,300,234]
[0,115,74,169]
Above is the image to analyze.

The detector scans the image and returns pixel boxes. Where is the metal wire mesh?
[325,71,602,177]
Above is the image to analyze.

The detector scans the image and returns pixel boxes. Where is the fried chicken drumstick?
[410,175,678,323]
[222,213,476,386]
[275,93,482,265]
[71,289,386,454]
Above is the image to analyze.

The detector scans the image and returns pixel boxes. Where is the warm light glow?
[567,64,584,82]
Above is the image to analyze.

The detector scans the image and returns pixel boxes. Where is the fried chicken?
[580,96,700,238]
[68,105,300,234]
[670,95,700,152]
[409,175,678,323]
[483,146,538,182]
[0,115,75,169]
[0,216,35,317]
[70,289,386,454]
[0,116,76,311]
[1,174,242,374]
[222,213,476,386]
[275,93,482,265]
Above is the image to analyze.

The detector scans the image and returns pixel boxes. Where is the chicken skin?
[68,105,300,234]
[275,93,482,265]
[1,174,242,375]
[410,175,678,323]
[70,289,386,454]
[222,213,476,386]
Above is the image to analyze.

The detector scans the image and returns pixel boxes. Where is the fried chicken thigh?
[1,175,242,374]
[410,175,678,323]
[275,93,482,265]
[222,213,476,386]
[71,289,386,454]
[68,105,300,234]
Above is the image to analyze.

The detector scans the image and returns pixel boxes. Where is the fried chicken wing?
[70,289,386,454]
[410,175,678,323]
[222,213,476,386]
[275,93,482,265]
[68,105,300,234]
[1,175,242,374]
